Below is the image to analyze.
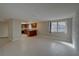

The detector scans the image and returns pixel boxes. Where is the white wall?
[37,21,66,41]
[37,21,49,35]
[8,19,21,41]
[0,18,71,42]
[0,22,8,37]
[72,9,79,50]
[37,18,72,43]
[66,18,72,42]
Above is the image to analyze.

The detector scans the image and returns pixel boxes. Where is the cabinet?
[21,23,37,37]
[27,30,37,37]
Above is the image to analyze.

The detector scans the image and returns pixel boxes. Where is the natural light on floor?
[58,41,75,48]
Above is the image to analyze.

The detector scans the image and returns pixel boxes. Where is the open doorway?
[21,22,37,37]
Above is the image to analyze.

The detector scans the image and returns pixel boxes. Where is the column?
[8,19,21,41]
[72,9,79,50]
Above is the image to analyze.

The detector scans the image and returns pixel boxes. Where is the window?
[51,22,57,32]
[50,21,66,33]
[58,22,66,32]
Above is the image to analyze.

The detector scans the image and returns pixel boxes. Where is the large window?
[58,22,66,32]
[50,21,66,33]
[51,22,57,32]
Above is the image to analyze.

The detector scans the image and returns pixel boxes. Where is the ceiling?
[0,3,79,21]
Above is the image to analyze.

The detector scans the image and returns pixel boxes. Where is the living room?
[0,3,79,56]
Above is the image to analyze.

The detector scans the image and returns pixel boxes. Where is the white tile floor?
[0,35,79,56]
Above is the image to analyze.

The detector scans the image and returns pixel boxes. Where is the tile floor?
[0,35,78,56]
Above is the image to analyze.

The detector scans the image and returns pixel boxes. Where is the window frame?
[50,21,66,33]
